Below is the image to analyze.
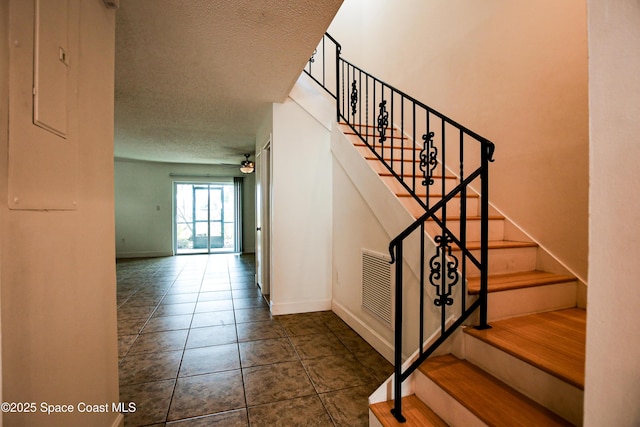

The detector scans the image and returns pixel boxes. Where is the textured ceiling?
[114,0,343,165]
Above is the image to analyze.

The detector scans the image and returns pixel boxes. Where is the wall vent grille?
[362,249,393,327]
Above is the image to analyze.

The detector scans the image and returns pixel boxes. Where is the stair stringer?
[331,125,420,258]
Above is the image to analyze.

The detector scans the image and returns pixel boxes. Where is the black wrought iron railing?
[304,33,495,423]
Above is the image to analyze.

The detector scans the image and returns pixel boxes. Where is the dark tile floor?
[117,253,393,426]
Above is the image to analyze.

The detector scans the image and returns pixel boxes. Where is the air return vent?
[362,249,393,327]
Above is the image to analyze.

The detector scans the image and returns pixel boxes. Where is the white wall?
[330,0,589,282]
[268,95,333,314]
[1,1,120,425]
[114,159,255,258]
[585,0,640,424]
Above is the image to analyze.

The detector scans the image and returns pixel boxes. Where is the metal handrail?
[304,33,495,423]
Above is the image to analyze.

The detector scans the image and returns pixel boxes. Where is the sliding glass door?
[174,182,237,254]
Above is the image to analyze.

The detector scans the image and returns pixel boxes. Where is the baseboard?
[270,298,331,315]
[111,413,124,427]
[331,300,395,363]
[115,251,172,259]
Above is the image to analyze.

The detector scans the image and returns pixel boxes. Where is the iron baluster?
[350,80,358,117]
[378,99,389,145]
[420,131,437,186]
[391,242,406,423]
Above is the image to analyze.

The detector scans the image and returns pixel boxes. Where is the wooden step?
[468,270,576,294]
[383,175,460,195]
[397,192,479,199]
[370,395,448,427]
[340,122,404,134]
[357,147,425,167]
[344,129,408,141]
[399,194,481,220]
[354,141,419,151]
[452,240,539,276]
[379,170,456,179]
[425,215,506,241]
[365,154,417,163]
[455,240,537,251]
[418,354,573,426]
[464,308,586,389]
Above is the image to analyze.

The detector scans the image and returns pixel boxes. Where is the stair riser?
[483,281,578,321]
[368,158,454,177]
[383,175,459,194]
[356,144,419,160]
[414,372,488,427]
[400,196,480,218]
[341,124,402,138]
[425,219,505,242]
[462,246,538,276]
[463,333,583,426]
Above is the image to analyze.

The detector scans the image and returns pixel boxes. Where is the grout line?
[118,253,382,426]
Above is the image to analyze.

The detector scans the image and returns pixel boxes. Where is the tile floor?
[117,253,393,426]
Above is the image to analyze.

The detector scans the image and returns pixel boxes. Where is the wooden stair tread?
[397,192,479,199]
[419,354,573,426]
[370,395,448,427]
[379,171,457,179]
[354,141,417,150]
[468,270,576,294]
[339,121,401,131]
[464,308,586,389]
[365,154,417,162]
[426,214,504,222]
[349,132,408,140]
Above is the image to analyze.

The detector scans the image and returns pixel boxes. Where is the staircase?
[340,123,586,426]
[303,33,586,426]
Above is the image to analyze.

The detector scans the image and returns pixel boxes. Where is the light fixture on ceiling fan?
[240,154,255,174]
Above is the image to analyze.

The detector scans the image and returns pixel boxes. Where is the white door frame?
[256,136,272,300]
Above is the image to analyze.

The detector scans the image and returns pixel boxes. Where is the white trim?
[331,300,395,363]
[115,251,172,259]
[269,298,331,315]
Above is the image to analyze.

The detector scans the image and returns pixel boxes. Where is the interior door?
[255,140,272,298]
[255,153,263,288]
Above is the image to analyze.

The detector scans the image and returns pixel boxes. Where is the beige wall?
[1,1,120,426]
[585,0,640,424]
[114,159,256,258]
[0,0,7,419]
[330,0,589,282]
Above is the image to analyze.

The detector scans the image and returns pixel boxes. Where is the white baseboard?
[331,300,395,363]
[270,298,331,315]
[116,251,172,259]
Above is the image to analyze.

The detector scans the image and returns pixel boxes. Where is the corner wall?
[1,1,120,425]
[114,160,256,258]
[585,0,640,424]
[330,0,589,282]
[268,92,333,314]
